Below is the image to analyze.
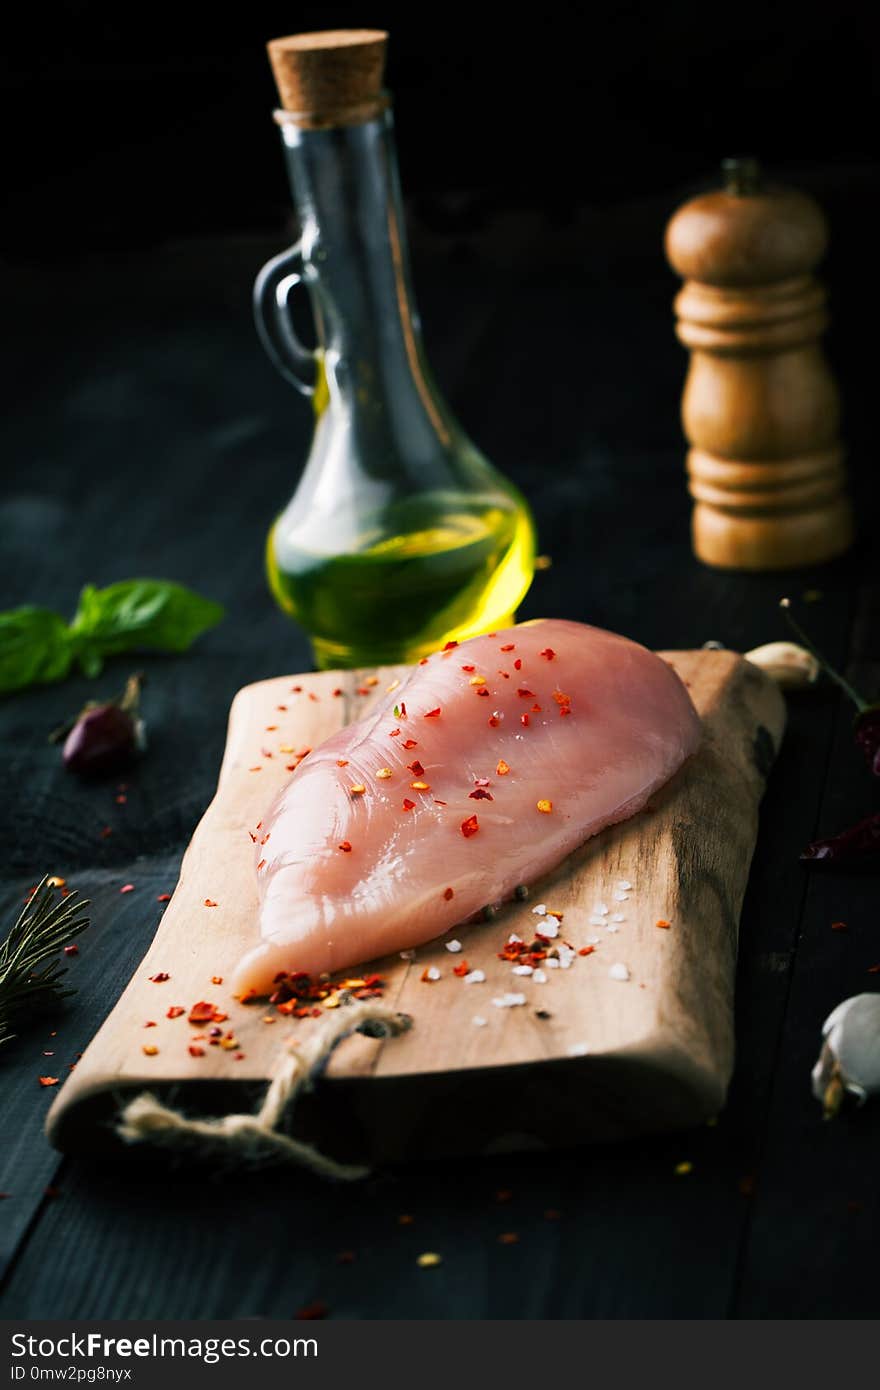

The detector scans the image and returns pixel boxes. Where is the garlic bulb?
[745,641,820,690]
[812,994,880,1117]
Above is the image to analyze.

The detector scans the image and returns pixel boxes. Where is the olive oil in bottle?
[255,31,536,668]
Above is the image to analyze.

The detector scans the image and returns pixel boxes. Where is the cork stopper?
[267,29,389,129]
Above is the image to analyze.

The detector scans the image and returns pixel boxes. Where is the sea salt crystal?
[508,933,523,944]
[425,966,441,981]
[545,957,560,969]
[610,913,625,923]
[558,945,576,969]
[532,969,548,984]
[609,962,630,982]
[445,939,463,953]
[538,918,559,939]
[605,923,620,933]
[532,903,548,917]
[612,890,630,903]
[568,1042,590,1057]
[472,1015,488,1027]
[512,964,534,976]
[616,879,633,890]
[588,916,608,928]
[492,992,527,1008]
[464,969,486,985]
[400,949,416,961]
[593,902,609,916]
[587,936,601,946]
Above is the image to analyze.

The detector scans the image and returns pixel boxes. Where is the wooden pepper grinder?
[665,158,853,570]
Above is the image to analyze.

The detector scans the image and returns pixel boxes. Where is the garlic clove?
[812,993,880,1117]
[745,641,820,690]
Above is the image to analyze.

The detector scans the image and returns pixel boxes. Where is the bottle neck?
[278,110,444,435]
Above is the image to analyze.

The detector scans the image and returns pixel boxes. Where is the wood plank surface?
[46,649,785,1161]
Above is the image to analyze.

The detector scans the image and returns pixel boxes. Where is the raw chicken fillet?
[233,620,701,993]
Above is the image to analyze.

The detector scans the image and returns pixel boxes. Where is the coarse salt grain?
[568,1042,590,1057]
[612,891,630,902]
[532,903,548,916]
[611,913,626,922]
[472,1015,488,1027]
[593,902,609,916]
[588,916,608,927]
[425,966,441,981]
[445,940,462,953]
[532,969,548,984]
[491,992,527,1008]
[616,879,633,890]
[538,918,559,939]
[463,970,486,985]
[512,964,534,976]
[609,963,630,982]
[545,957,560,969]
[400,949,416,961]
[605,923,620,933]
[558,945,575,969]
[508,933,523,944]
[587,936,601,946]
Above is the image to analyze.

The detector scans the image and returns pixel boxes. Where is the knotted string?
[117,1001,411,1180]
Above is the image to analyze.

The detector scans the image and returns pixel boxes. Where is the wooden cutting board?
[47,651,785,1164]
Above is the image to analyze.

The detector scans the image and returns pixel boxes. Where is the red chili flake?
[285,764,297,772]
[256,858,267,871]
[188,1001,216,1024]
[500,643,515,652]
[488,713,501,728]
[211,976,223,985]
[295,1301,329,1321]
[831,921,849,932]
[157,893,171,902]
[514,658,523,670]
[544,1208,562,1221]
[336,758,349,767]
[407,759,425,775]
[402,738,418,749]
[540,648,556,660]
[308,692,320,702]
[120,883,135,894]
[276,704,288,712]
[402,798,416,812]
[394,702,408,719]
[337,1250,357,1265]
[423,707,441,718]
[398,1213,415,1226]
[578,946,596,957]
[433,798,448,806]
[496,759,510,776]
[516,687,534,698]
[476,688,490,697]
[496,1189,514,1203]
[142,1020,155,1030]
[291,685,303,693]
[150,973,170,983]
[265,724,278,732]
[452,960,471,977]
[249,766,262,772]
[332,688,343,697]
[443,640,458,650]
[188,1045,205,1058]
[212,1010,228,1023]
[100,826,113,839]
[204,898,218,908]
[38,1076,59,1087]
[498,1232,519,1245]
[461,664,476,672]
[166,1006,184,1018]
[521,714,530,727]
[498,670,510,678]
[553,689,572,708]
[420,967,439,983]
[115,793,127,804]
[868,964,880,974]
[443,887,455,901]
[356,686,371,696]
[461,814,479,837]
[656,919,671,929]
[338,840,352,852]
[418,657,429,665]
[469,788,493,800]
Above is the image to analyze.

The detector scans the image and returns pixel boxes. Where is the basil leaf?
[69,580,224,673]
[0,607,73,695]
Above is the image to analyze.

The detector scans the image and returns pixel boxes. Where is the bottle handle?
[253,241,315,397]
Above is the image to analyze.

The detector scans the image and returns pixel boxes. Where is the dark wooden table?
[2,179,878,1319]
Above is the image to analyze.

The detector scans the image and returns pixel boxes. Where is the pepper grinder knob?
[665,160,854,570]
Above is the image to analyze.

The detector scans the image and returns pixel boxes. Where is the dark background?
[3,0,880,1322]
[1,0,878,257]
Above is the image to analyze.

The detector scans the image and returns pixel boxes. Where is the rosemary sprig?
[0,877,90,1047]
